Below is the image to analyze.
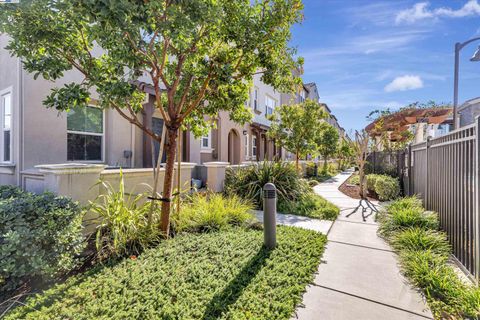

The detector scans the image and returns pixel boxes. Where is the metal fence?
[404,121,478,279]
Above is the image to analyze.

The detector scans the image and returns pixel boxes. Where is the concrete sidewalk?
[293,170,433,320]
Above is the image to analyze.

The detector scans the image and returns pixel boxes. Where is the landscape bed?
[4,226,327,320]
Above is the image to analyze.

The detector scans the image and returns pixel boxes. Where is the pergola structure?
[365,107,453,145]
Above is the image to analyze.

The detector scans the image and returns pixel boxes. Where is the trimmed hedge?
[4,226,327,320]
[0,186,85,293]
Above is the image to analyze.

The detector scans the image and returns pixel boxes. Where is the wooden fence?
[403,120,478,280]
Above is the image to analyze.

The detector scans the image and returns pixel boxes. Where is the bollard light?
[263,182,277,249]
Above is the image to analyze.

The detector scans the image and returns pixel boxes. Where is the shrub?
[278,192,339,220]
[386,196,423,213]
[374,175,400,201]
[366,174,381,191]
[391,228,450,257]
[224,161,309,210]
[349,174,360,185]
[0,191,85,292]
[379,207,439,238]
[171,193,254,233]
[89,173,161,260]
[0,185,24,199]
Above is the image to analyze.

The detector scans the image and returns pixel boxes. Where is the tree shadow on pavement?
[345,198,379,222]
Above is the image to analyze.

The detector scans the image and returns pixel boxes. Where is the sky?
[290,0,480,134]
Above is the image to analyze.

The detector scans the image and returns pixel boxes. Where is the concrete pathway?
[253,210,333,234]
[293,170,433,320]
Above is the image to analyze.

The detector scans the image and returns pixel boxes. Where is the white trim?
[66,105,105,162]
[265,94,276,116]
[0,87,13,164]
[201,130,212,149]
[244,133,249,160]
[252,135,257,158]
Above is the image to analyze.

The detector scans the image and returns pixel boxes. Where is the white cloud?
[396,0,480,24]
[384,75,424,92]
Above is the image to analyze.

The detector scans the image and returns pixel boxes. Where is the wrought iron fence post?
[475,116,480,281]
[407,144,412,196]
[425,137,430,208]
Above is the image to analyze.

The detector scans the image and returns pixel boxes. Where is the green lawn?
[5,226,327,320]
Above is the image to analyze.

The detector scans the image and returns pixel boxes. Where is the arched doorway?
[228,129,241,164]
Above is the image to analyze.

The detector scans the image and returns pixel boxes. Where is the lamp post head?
[470,46,480,62]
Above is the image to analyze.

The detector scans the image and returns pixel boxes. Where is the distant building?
[458,97,480,127]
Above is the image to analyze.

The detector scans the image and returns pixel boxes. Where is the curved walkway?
[293,170,433,320]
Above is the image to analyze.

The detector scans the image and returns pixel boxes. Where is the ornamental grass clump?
[378,196,480,319]
[224,161,339,220]
[89,172,161,261]
[171,193,254,233]
[391,228,450,257]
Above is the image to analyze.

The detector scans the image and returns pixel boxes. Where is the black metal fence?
[402,121,478,279]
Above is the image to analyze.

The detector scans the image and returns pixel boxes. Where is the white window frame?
[265,95,276,116]
[0,87,13,164]
[253,87,259,111]
[67,105,105,163]
[244,134,249,160]
[200,130,213,153]
[252,135,257,158]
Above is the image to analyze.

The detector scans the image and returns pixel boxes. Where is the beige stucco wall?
[0,34,146,188]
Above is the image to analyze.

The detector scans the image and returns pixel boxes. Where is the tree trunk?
[160,127,178,237]
[358,164,367,199]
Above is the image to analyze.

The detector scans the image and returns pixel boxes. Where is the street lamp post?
[453,37,480,129]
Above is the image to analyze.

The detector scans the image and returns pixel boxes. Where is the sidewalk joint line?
[311,284,433,319]
[335,219,378,226]
[328,240,393,253]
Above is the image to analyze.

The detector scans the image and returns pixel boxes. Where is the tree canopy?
[0,0,304,236]
[315,122,339,169]
[268,99,326,168]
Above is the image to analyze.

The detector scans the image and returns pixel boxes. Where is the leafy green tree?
[337,138,354,170]
[316,123,339,172]
[0,0,303,237]
[268,99,326,170]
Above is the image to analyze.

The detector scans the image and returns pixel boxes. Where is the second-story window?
[253,87,259,111]
[265,96,276,116]
[67,106,104,161]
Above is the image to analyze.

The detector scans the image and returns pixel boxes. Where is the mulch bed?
[338,174,378,201]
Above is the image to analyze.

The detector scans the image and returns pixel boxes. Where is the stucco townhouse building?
[1,32,350,193]
[0,34,300,191]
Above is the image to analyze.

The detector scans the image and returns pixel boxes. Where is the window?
[253,88,259,111]
[67,106,103,161]
[244,134,249,160]
[252,135,257,158]
[265,96,276,116]
[298,89,306,103]
[0,91,12,162]
[201,130,211,149]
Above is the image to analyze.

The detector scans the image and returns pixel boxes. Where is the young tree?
[353,130,370,199]
[0,0,303,237]
[316,123,339,172]
[337,138,354,170]
[268,99,326,170]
